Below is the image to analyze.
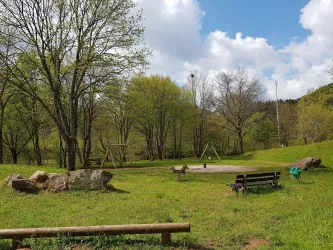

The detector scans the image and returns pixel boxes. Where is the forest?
[0,0,332,171]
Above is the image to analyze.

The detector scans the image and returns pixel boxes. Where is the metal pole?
[275,81,281,146]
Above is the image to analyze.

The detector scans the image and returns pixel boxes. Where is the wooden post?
[12,237,22,250]
[161,232,171,244]
[176,173,181,182]
[100,144,110,168]
[211,145,221,161]
[199,144,209,160]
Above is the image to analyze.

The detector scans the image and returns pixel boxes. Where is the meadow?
[1,141,333,249]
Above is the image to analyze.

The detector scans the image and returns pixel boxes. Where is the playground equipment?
[200,143,221,161]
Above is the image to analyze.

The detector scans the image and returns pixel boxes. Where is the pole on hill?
[275,81,281,146]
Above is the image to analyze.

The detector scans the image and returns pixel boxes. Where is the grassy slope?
[0,141,333,249]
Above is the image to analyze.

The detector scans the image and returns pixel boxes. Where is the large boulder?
[289,157,322,170]
[11,179,40,193]
[4,174,25,187]
[43,170,113,192]
[68,169,113,190]
[43,172,70,192]
[29,171,49,183]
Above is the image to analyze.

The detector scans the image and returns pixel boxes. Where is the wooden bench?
[227,172,281,193]
[89,157,102,165]
[0,223,190,249]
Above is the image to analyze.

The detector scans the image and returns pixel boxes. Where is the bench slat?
[246,181,274,186]
[235,176,280,183]
[236,172,280,179]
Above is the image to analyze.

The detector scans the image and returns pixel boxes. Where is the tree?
[3,96,31,164]
[169,89,192,158]
[185,72,213,157]
[130,75,182,160]
[214,68,262,154]
[0,0,149,171]
[297,103,333,143]
[0,24,15,164]
[248,112,275,149]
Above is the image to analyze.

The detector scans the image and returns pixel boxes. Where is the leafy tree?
[0,0,149,170]
[0,25,15,164]
[3,96,31,164]
[130,75,182,160]
[297,103,333,143]
[248,112,275,149]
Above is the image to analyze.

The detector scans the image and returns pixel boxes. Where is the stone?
[43,172,70,192]
[4,174,25,187]
[68,169,113,190]
[29,171,49,183]
[48,173,59,178]
[11,179,40,193]
[289,157,322,170]
[43,170,113,192]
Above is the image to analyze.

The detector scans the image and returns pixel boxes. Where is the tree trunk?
[303,137,307,145]
[34,128,42,166]
[67,138,76,171]
[172,120,177,158]
[238,132,244,154]
[0,104,4,164]
[156,141,163,160]
[177,122,183,158]
[0,128,3,164]
[10,149,18,164]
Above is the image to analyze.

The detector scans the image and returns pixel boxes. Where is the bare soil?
[176,165,257,173]
[241,239,270,250]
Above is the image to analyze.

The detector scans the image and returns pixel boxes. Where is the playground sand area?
[175,165,257,173]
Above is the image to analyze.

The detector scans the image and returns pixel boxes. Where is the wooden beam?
[199,144,209,160]
[0,223,190,239]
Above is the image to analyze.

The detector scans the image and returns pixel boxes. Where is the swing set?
[199,143,221,161]
[100,143,128,168]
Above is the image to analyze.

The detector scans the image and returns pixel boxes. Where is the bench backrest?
[235,172,280,185]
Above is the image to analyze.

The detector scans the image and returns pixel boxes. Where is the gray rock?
[4,174,25,187]
[43,170,112,192]
[11,179,40,193]
[43,172,70,192]
[48,173,59,178]
[29,171,49,183]
[68,169,112,190]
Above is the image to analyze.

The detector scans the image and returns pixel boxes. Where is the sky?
[136,0,333,100]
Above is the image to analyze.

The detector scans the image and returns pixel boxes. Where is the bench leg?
[161,232,171,245]
[12,237,23,250]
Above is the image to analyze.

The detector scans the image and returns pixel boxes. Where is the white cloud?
[137,0,333,100]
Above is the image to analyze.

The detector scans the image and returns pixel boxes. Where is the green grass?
[1,141,333,249]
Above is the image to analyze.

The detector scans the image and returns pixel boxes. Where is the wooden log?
[0,223,190,239]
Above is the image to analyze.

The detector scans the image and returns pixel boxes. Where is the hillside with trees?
[0,0,332,170]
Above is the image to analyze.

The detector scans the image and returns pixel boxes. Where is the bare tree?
[185,72,213,157]
[0,0,149,170]
[214,68,262,154]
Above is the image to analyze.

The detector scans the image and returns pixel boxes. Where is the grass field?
[1,141,333,249]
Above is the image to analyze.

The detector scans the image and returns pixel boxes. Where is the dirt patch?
[222,190,234,197]
[174,165,257,173]
[241,239,270,250]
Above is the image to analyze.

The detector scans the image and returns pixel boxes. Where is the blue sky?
[198,0,311,48]
[140,0,333,99]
